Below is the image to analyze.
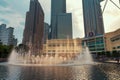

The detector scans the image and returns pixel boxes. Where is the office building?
[23,0,44,54]
[82,0,105,53]
[105,28,120,51]
[82,35,105,53]
[0,24,17,46]
[82,0,104,38]
[43,38,82,57]
[57,13,73,39]
[50,0,73,39]
[43,23,49,43]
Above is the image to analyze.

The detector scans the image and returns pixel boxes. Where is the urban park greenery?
[97,51,120,58]
[0,44,13,58]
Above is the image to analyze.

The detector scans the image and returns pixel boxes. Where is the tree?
[0,45,13,58]
[15,44,29,54]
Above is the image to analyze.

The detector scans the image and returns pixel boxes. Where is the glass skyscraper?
[82,0,104,38]
[50,0,73,39]
[57,13,73,39]
[82,0,105,53]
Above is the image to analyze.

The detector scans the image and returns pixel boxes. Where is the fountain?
[8,40,94,66]
[75,42,93,65]
[3,40,119,80]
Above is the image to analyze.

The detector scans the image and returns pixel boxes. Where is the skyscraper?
[57,13,73,39]
[0,24,17,46]
[43,22,49,43]
[82,0,104,38]
[50,0,73,39]
[23,0,44,54]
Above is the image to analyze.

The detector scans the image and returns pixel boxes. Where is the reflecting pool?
[0,63,119,80]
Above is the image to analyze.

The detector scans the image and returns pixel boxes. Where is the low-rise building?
[43,38,82,57]
[105,29,120,51]
[82,35,105,53]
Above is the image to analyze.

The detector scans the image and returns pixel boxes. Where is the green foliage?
[112,51,120,57]
[0,44,14,58]
[15,44,29,54]
[97,51,120,58]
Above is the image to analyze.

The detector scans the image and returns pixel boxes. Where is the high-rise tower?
[50,0,73,39]
[23,0,44,54]
[82,0,105,53]
[82,0,104,38]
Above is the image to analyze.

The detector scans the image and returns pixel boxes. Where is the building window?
[113,47,116,49]
[111,35,120,42]
[117,46,120,49]
[52,50,55,52]
[90,48,96,51]
[48,45,51,47]
[57,44,60,47]
[96,48,104,51]
[53,44,56,47]
[48,50,51,52]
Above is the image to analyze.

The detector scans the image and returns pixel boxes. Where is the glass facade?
[57,13,73,39]
[82,0,104,38]
[50,0,73,39]
[82,35,105,53]
[51,0,66,39]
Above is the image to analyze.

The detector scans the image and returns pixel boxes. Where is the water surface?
[0,63,119,80]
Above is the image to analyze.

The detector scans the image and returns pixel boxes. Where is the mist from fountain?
[8,40,94,66]
[75,46,93,65]
[8,48,67,65]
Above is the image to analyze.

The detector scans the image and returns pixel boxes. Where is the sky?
[0,0,120,44]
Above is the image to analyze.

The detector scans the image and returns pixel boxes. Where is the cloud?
[0,0,26,28]
[67,0,84,38]
[0,6,13,13]
[105,17,120,32]
[14,27,24,44]
[67,0,120,38]
[0,0,8,7]
[0,19,9,24]
[4,0,29,14]
[0,0,26,43]
[39,0,51,24]
[0,8,25,43]
[0,11,25,28]
[101,0,120,32]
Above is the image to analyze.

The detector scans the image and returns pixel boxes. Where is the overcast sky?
[0,0,120,43]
